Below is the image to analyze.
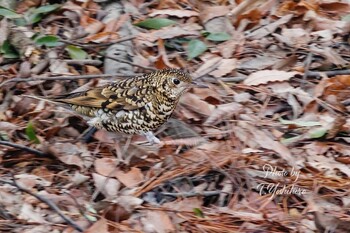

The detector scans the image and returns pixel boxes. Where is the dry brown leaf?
[192,55,222,78]
[273,28,310,47]
[0,18,9,46]
[103,14,129,33]
[85,218,109,233]
[142,210,175,232]
[303,10,350,33]
[93,173,121,198]
[238,122,295,165]
[177,107,201,121]
[217,34,245,58]
[204,102,243,125]
[49,143,88,169]
[115,167,144,188]
[239,56,281,70]
[85,32,119,43]
[180,93,215,116]
[115,196,143,212]
[94,158,118,177]
[243,70,300,86]
[81,16,105,35]
[246,14,294,40]
[161,137,206,146]
[192,86,223,104]
[49,60,70,75]
[149,9,199,18]
[320,1,350,13]
[0,121,19,130]
[199,6,230,23]
[209,59,237,77]
[306,153,350,178]
[15,174,51,189]
[18,203,47,224]
[16,0,41,13]
[309,45,349,66]
[137,23,202,44]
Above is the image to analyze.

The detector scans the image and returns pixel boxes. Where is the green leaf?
[281,135,302,144]
[342,14,350,22]
[1,40,19,59]
[308,128,328,139]
[0,7,21,18]
[25,4,61,24]
[13,17,27,26]
[26,121,40,144]
[193,208,204,218]
[279,118,322,127]
[66,45,87,60]
[35,35,62,47]
[187,39,207,60]
[206,32,231,42]
[32,4,61,14]
[134,18,176,29]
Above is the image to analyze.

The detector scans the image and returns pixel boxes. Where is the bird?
[26,69,198,144]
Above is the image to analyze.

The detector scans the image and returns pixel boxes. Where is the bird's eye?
[172,78,180,85]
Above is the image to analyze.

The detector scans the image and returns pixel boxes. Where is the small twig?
[64,191,94,224]
[103,54,156,71]
[0,140,46,157]
[229,0,260,18]
[0,73,139,88]
[64,59,103,66]
[305,69,350,77]
[0,179,84,232]
[59,35,136,48]
[61,36,155,71]
[161,191,222,198]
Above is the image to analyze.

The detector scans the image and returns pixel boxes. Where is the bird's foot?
[142,132,160,144]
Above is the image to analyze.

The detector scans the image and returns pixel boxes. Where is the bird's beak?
[191,81,208,88]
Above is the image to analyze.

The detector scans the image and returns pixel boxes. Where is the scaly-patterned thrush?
[32,69,195,143]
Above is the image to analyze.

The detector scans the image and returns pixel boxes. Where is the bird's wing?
[53,80,154,111]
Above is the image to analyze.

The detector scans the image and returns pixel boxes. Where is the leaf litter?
[0,0,350,232]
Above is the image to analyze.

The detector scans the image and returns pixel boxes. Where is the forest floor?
[0,0,350,232]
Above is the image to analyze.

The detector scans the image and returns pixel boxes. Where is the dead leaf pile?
[0,0,350,232]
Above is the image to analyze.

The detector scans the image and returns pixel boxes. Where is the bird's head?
[153,69,193,100]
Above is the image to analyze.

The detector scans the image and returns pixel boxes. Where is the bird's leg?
[142,131,160,144]
[79,126,98,143]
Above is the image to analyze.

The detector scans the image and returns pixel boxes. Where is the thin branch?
[305,69,350,77]
[61,36,155,71]
[161,191,222,198]
[0,73,139,88]
[0,140,46,157]
[0,179,84,232]
[64,59,103,66]
[104,55,156,71]
[59,35,136,48]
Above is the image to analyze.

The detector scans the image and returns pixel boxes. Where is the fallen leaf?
[243,70,300,86]
[209,58,237,77]
[199,6,230,23]
[93,173,121,198]
[180,93,215,116]
[115,167,144,188]
[94,158,118,177]
[149,9,199,18]
[204,102,243,125]
[247,14,293,40]
[142,210,175,232]
[136,23,202,43]
[85,218,109,233]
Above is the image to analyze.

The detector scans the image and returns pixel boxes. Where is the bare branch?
[0,179,84,232]
[0,140,46,157]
